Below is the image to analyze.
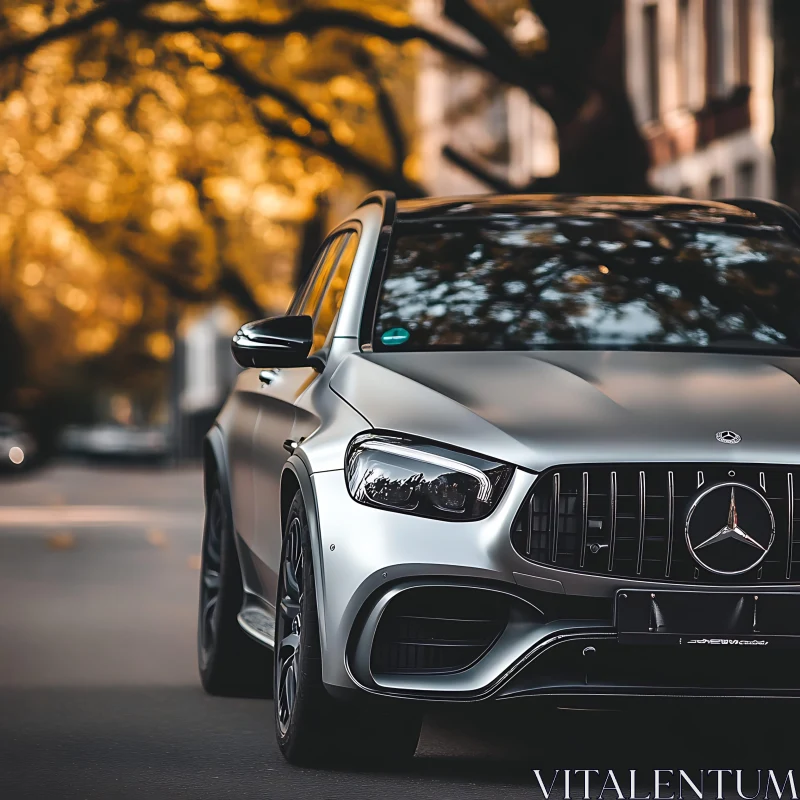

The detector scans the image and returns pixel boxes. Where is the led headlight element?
[345,433,513,520]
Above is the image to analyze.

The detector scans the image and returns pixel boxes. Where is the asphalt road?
[0,463,797,800]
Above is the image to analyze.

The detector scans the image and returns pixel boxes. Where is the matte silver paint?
[330,350,800,471]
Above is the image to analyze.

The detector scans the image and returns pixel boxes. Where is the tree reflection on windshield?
[374,217,800,354]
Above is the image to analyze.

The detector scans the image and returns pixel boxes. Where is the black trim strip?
[357,191,397,349]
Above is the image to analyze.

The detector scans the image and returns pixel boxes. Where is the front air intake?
[370,587,509,676]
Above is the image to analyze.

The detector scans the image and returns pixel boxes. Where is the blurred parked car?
[59,424,169,461]
[0,413,37,472]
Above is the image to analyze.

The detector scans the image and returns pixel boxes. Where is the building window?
[643,4,660,121]
[709,174,725,198]
[706,0,726,99]
[735,161,756,196]
[677,0,692,108]
[733,0,751,86]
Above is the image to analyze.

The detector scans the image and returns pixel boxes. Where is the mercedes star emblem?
[685,482,774,575]
[716,430,741,444]
[695,488,767,553]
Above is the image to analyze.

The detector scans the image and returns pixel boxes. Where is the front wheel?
[275,490,422,767]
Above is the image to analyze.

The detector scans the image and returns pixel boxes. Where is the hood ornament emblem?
[716,430,741,444]
[694,488,767,553]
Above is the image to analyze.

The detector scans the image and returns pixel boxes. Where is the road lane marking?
[0,506,199,528]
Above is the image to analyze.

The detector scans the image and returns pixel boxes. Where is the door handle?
[259,368,280,385]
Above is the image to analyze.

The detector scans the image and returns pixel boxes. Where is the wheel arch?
[280,457,328,656]
[203,424,230,507]
[203,423,263,599]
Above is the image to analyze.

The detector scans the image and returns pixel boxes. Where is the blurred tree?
[441,0,650,194]
[0,0,651,445]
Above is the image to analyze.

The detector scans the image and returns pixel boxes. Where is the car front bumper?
[310,469,800,701]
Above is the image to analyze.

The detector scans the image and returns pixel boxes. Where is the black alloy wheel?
[275,490,422,767]
[276,515,304,735]
[197,474,272,697]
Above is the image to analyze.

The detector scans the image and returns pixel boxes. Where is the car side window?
[288,241,328,315]
[297,235,347,319]
[312,232,359,351]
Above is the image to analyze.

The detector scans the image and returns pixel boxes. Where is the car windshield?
[372,216,800,355]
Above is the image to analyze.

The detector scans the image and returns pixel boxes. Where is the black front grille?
[370,587,508,676]
[511,464,800,583]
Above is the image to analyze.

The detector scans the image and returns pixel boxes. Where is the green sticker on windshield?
[381,327,410,346]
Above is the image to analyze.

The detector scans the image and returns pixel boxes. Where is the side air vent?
[370,587,509,676]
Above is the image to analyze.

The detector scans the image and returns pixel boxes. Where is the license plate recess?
[615,590,800,647]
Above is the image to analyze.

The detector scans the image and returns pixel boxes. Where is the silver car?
[199,193,800,765]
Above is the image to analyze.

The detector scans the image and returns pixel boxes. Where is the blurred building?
[414,0,774,201]
[412,0,559,195]
[626,0,774,198]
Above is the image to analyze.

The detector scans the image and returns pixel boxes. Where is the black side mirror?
[231,315,313,368]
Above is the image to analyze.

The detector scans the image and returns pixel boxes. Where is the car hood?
[329,350,800,471]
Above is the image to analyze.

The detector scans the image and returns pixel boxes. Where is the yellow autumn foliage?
[0,0,421,403]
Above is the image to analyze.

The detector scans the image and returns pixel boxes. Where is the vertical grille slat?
[665,470,675,578]
[550,472,560,564]
[636,470,646,576]
[512,463,796,584]
[787,472,794,580]
[608,470,617,572]
[524,496,532,556]
[579,471,589,568]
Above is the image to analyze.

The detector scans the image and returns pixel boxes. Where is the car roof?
[394,194,762,224]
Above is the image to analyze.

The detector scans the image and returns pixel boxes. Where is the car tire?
[198,472,273,697]
[275,490,422,767]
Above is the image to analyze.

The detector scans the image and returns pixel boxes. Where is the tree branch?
[251,105,422,197]
[0,1,572,135]
[351,46,407,175]
[443,0,573,123]
[0,3,495,76]
[211,47,331,133]
[443,0,524,71]
[0,0,160,62]
[193,42,424,196]
[217,266,262,319]
[441,144,515,193]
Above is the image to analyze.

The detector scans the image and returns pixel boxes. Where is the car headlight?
[345,433,514,520]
